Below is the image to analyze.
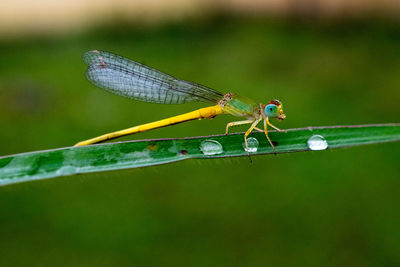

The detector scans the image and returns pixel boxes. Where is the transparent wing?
[83,50,224,104]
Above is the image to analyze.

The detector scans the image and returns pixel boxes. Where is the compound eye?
[264,104,278,117]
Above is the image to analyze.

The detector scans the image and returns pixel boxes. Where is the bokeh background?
[1,0,400,266]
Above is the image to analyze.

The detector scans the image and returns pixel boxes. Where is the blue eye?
[264,104,277,117]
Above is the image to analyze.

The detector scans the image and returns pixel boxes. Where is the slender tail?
[74,105,224,146]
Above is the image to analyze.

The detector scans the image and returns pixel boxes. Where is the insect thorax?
[219,93,258,118]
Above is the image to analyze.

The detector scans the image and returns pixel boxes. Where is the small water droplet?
[200,140,223,156]
[242,137,259,152]
[307,135,328,150]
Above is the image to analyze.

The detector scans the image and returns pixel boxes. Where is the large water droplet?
[307,135,328,150]
[200,140,223,156]
[242,137,259,153]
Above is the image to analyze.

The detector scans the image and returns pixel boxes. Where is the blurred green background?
[1,2,400,265]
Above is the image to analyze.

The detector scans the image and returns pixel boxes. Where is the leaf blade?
[1,123,399,186]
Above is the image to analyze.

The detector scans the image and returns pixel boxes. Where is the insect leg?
[266,118,284,132]
[225,120,254,134]
[244,117,262,156]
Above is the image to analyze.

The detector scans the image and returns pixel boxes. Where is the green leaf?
[1,123,399,186]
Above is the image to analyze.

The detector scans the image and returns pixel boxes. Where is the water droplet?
[307,135,328,150]
[242,137,259,152]
[200,140,223,156]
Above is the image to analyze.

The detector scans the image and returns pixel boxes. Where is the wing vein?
[83,50,224,104]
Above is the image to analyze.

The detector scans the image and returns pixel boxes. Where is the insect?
[74,50,286,153]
